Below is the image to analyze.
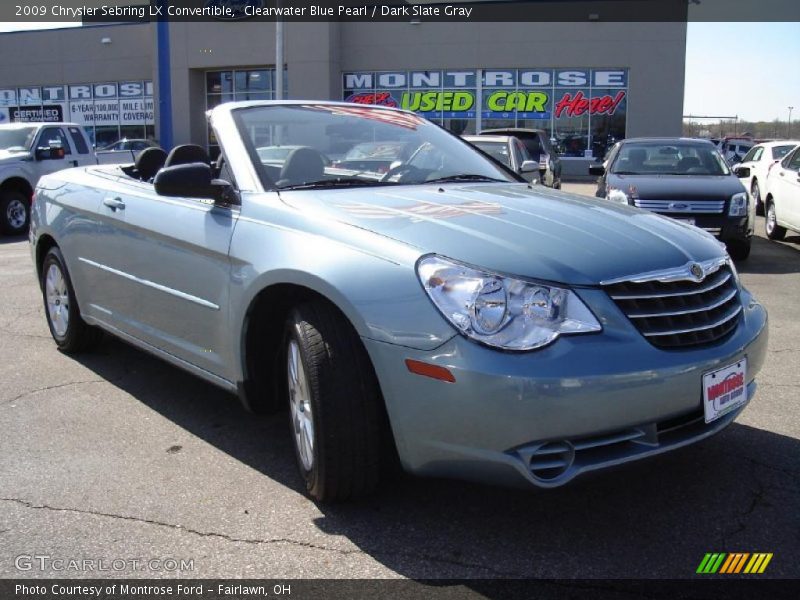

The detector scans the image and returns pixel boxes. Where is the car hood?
[0,150,29,165]
[280,183,726,286]
[606,174,745,200]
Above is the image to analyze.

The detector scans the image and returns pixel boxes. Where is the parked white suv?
[0,122,96,235]
[764,145,800,241]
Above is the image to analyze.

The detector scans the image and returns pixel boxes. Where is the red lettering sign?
[345,91,399,108]
[555,91,626,119]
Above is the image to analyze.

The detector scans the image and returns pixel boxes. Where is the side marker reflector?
[405,359,456,383]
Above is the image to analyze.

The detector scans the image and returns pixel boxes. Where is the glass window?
[787,148,800,171]
[67,127,90,154]
[94,126,119,149]
[0,126,37,151]
[206,68,281,151]
[39,127,71,154]
[120,125,146,142]
[742,146,761,162]
[589,88,627,159]
[612,142,729,176]
[771,145,796,161]
[235,104,516,189]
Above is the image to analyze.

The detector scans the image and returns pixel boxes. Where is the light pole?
[275,1,284,101]
[789,107,794,138]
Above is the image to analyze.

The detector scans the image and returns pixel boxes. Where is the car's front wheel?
[765,200,786,241]
[726,238,751,261]
[41,247,103,352]
[284,301,384,502]
[0,190,30,236]
[751,179,763,216]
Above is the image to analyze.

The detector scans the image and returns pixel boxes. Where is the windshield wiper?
[277,178,397,191]
[423,174,507,184]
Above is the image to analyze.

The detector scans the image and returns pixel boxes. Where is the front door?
[87,176,238,381]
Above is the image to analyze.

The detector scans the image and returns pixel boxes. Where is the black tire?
[284,301,384,502]
[0,190,30,235]
[765,200,787,241]
[751,179,763,216]
[726,238,751,261]
[41,247,103,353]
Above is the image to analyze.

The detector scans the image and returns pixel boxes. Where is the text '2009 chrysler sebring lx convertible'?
[30,102,767,501]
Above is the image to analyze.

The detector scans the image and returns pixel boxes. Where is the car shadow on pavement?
[0,233,28,245]
[72,337,800,579]
[737,234,800,275]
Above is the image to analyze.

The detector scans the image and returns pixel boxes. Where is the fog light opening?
[527,441,575,482]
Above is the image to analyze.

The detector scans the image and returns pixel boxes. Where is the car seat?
[164,144,210,168]
[275,147,325,188]
[133,147,168,182]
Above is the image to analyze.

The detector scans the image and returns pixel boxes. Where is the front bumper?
[657,213,751,242]
[363,287,767,489]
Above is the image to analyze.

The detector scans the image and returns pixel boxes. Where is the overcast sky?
[0,20,798,122]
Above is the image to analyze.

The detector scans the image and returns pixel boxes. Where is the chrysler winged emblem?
[690,262,705,281]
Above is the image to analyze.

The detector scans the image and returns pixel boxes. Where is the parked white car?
[736,140,800,215]
[764,145,800,241]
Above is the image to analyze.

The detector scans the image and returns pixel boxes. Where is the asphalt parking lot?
[1,188,799,579]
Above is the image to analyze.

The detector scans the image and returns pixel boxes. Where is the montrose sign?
[343,68,628,120]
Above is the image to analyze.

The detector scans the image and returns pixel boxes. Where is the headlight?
[417,255,602,351]
[729,192,748,216]
[607,187,630,205]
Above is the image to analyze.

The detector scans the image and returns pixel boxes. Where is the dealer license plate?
[703,358,747,424]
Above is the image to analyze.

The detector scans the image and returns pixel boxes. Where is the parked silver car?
[30,101,767,501]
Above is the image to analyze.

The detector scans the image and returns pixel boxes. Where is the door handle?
[103,197,125,211]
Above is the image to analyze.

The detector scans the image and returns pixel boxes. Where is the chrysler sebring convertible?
[30,102,767,501]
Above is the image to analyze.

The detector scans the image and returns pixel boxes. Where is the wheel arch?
[236,276,373,414]
[0,176,34,199]
[34,233,58,284]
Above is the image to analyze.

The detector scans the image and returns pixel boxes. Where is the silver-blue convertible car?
[30,102,768,501]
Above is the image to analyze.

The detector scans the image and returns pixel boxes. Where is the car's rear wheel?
[751,179,763,216]
[284,301,383,502]
[765,200,786,241]
[0,190,30,236]
[41,247,103,352]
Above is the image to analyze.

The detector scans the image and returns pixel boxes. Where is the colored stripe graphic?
[720,553,749,573]
[697,553,727,574]
[698,552,773,574]
[744,553,773,574]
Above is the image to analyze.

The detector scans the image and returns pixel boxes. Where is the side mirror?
[154,162,234,203]
[733,166,750,178]
[519,160,538,174]
[35,146,66,160]
[589,165,606,176]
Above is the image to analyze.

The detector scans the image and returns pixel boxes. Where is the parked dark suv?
[480,128,562,188]
[589,138,754,260]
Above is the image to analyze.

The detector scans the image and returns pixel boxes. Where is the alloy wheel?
[287,339,314,471]
[45,263,70,337]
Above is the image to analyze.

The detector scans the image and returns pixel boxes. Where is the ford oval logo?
[669,202,689,211]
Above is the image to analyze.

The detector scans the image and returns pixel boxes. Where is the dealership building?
[0,18,686,174]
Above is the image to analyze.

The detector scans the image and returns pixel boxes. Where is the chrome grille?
[604,261,742,349]
[633,199,726,213]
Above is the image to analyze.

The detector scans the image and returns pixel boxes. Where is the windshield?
[234,104,516,189]
[471,141,512,167]
[0,126,36,152]
[611,142,730,176]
